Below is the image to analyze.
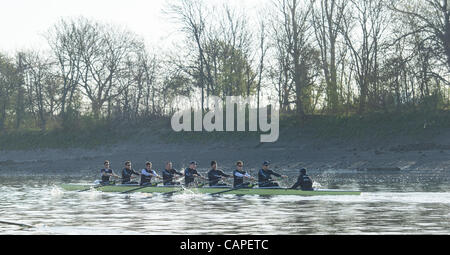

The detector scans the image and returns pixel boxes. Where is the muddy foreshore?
[1,130,450,177]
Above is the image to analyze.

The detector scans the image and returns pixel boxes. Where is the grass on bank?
[1,110,450,150]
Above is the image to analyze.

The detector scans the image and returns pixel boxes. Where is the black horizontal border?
[0,235,447,254]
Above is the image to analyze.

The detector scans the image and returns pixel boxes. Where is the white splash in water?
[128,192,153,199]
[312,181,322,189]
[50,186,64,198]
[172,188,208,201]
[79,188,102,200]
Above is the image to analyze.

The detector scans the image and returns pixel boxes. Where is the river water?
[0,169,449,234]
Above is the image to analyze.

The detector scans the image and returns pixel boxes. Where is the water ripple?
[1,172,450,234]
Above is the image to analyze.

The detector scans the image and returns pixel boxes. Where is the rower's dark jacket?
[208,169,231,186]
[233,169,250,187]
[291,173,313,190]
[121,168,140,183]
[184,168,201,186]
[100,168,115,182]
[162,168,183,185]
[140,169,157,185]
[258,169,281,186]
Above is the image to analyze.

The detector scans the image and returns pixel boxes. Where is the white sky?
[0,0,173,53]
[0,0,264,54]
[0,0,280,107]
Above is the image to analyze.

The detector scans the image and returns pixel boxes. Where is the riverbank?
[1,112,450,176]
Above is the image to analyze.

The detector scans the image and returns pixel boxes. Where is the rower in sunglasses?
[258,161,288,187]
[121,161,140,184]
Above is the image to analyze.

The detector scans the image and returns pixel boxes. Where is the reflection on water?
[0,170,449,234]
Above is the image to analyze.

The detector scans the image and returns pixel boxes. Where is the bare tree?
[14,53,26,129]
[273,0,319,118]
[22,51,53,130]
[389,0,450,70]
[339,0,388,114]
[217,4,254,98]
[311,0,348,114]
[269,10,294,113]
[256,19,269,119]
[77,20,141,119]
[166,0,209,116]
[47,18,83,123]
[0,54,18,131]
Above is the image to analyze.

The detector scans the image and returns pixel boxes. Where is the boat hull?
[60,184,361,196]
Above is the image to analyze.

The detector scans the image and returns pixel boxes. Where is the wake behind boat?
[60,183,361,196]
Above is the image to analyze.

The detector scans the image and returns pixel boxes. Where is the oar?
[161,186,186,195]
[209,174,233,186]
[0,220,33,228]
[163,177,257,196]
[209,180,276,195]
[161,180,212,195]
[169,174,207,190]
[195,176,209,188]
[77,178,122,192]
[78,184,103,192]
[120,183,159,194]
[160,175,213,195]
[159,177,186,195]
[209,183,255,195]
[120,180,164,194]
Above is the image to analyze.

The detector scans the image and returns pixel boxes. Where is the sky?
[0,0,263,54]
[0,0,278,106]
[0,0,175,53]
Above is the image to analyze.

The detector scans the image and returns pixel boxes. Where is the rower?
[207,160,231,186]
[291,168,313,191]
[258,161,288,187]
[233,161,255,188]
[121,161,140,184]
[162,161,183,186]
[184,161,204,187]
[140,161,162,186]
[100,160,120,185]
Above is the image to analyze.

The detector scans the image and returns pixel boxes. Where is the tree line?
[0,0,449,132]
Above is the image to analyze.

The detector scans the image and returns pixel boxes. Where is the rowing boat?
[61,184,361,196]
[60,184,361,196]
